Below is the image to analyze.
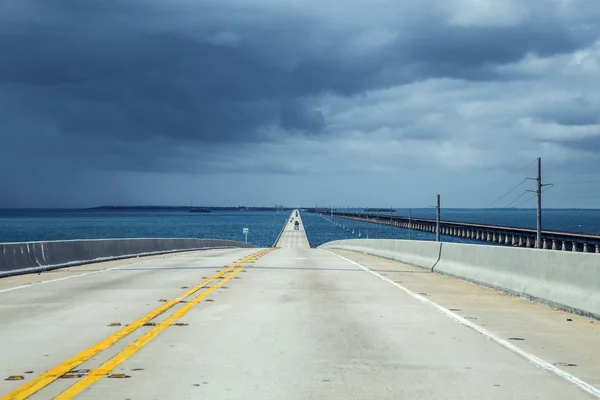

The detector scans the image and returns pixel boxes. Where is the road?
[274,209,310,248]
[1,230,599,398]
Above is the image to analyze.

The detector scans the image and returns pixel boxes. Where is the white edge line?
[0,248,241,295]
[326,250,600,399]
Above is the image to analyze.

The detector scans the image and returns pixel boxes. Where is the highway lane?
[330,249,600,394]
[274,209,310,249]
[2,244,599,399]
[0,247,266,399]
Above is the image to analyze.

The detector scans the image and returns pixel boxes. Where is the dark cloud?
[1,0,600,206]
[279,99,325,133]
[535,96,600,126]
[548,131,600,153]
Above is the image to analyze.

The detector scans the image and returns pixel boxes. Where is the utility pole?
[376,207,379,239]
[408,208,412,240]
[389,208,393,239]
[537,159,542,248]
[348,205,351,231]
[436,194,441,242]
[366,206,369,239]
[527,157,553,249]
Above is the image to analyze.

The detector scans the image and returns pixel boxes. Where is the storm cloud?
[1,0,600,207]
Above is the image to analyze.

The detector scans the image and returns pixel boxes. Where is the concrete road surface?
[1,246,599,399]
[274,209,310,248]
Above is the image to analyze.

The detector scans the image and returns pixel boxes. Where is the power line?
[476,160,535,195]
[504,191,529,208]
[511,193,536,208]
[511,185,553,208]
[443,159,537,201]
[475,160,538,208]
[483,178,528,208]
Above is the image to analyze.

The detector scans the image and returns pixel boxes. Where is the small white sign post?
[243,227,249,243]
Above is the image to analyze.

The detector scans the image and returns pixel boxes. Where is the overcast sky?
[1,0,600,208]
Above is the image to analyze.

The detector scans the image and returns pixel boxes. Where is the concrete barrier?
[0,238,256,278]
[319,239,442,270]
[273,216,290,248]
[319,239,600,319]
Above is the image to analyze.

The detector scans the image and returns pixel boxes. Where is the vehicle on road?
[294,220,299,230]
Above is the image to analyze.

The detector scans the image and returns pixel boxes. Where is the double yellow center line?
[3,249,273,400]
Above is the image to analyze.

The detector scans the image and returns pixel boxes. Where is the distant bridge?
[317,210,600,253]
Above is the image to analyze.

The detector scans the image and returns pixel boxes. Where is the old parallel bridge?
[324,210,600,253]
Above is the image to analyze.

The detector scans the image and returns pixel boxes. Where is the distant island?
[364,208,396,212]
[87,206,295,212]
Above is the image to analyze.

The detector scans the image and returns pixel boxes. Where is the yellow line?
[54,266,245,399]
[1,250,267,400]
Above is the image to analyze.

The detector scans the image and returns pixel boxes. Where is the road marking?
[54,265,245,399]
[1,249,268,400]
[327,250,600,399]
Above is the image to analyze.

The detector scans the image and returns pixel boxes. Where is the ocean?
[0,208,599,248]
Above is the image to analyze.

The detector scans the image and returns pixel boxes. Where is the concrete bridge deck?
[274,209,310,248]
[1,221,600,398]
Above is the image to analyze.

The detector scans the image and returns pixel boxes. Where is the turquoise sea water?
[0,210,285,248]
[0,208,599,248]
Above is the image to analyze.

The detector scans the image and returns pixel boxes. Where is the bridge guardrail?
[319,239,600,319]
[319,239,600,320]
[273,215,291,248]
[0,238,256,278]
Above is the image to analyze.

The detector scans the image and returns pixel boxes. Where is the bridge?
[1,210,599,399]
[325,210,600,253]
